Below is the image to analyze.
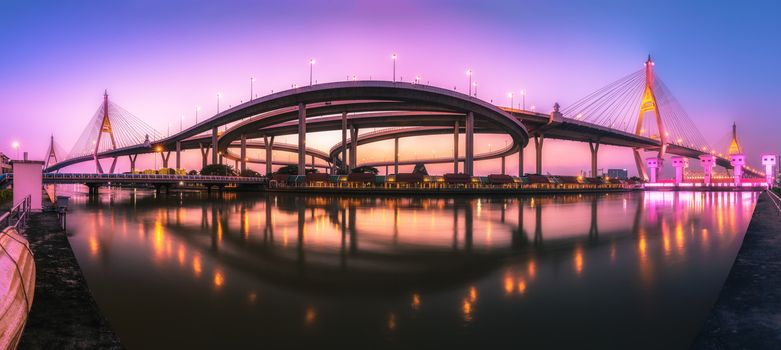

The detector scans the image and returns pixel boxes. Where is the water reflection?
[64,189,757,349]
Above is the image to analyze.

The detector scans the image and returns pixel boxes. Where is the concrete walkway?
[693,191,781,349]
[18,211,122,349]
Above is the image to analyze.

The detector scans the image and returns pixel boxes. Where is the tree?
[412,163,428,175]
[201,164,236,176]
[351,166,379,174]
[240,169,261,177]
[188,170,198,176]
[275,165,318,175]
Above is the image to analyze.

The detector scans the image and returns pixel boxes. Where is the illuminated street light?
[414,76,421,84]
[309,59,316,86]
[508,92,514,109]
[530,105,536,112]
[391,53,397,82]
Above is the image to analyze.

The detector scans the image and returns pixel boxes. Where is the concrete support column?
[699,155,716,185]
[589,141,600,177]
[534,134,544,175]
[671,156,687,184]
[349,125,358,170]
[199,143,209,170]
[394,137,399,175]
[341,112,348,173]
[762,154,777,188]
[161,151,171,168]
[646,158,662,183]
[297,103,306,176]
[264,135,274,175]
[240,134,247,174]
[501,156,506,175]
[453,120,459,173]
[730,154,746,187]
[465,112,475,176]
[311,155,315,171]
[518,149,524,177]
[211,127,219,165]
[176,141,182,170]
[129,154,138,173]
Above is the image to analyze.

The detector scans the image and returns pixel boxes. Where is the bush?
[201,164,236,176]
[188,170,199,176]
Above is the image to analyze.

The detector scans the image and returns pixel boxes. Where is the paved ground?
[693,191,781,349]
[18,211,122,349]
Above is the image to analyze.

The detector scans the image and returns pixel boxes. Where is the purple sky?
[1,0,779,175]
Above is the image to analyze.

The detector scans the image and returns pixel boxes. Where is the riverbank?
[692,191,781,349]
[18,211,122,349]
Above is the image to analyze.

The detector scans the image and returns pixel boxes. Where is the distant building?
[607,168,628,180]
[0,153,10,174]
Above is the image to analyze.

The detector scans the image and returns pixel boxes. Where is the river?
[61,188,756,349]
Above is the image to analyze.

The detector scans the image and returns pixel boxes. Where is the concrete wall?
[12,161,43,210]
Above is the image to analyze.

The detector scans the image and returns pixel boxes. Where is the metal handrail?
[766,189,781,215]
[0,194,35,316]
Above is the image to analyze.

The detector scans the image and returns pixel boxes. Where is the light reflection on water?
[63,188,756,349]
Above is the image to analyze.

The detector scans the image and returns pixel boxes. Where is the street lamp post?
[217,93,223,113]
[195,106,201,124]
[250,76,256,100]
[473,82,478,97]
[520,89,526,110]
[467,69,472,96]
[391,53,397,82]
[508,92,514,109]
[309,59,316,86]
[180,115,184,132]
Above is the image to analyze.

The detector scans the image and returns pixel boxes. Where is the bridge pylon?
[633,55,668,181]
[93,90,119,174]
[44,134,59,171]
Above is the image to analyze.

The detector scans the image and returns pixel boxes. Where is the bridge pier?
[730,154,746,186]
[108,157,118,174]
[534,134,544,175]
[128,154,138,173]
[298,103,306,176]
[518,149,524,177]
[646,157,662,183]
[671,156,687,184]
[341,112,348,173]
[700,155,716,185]
[501,156,506,175]
[199,143,209,170]
[465,111,474,175]
[86,183,101,196]
[633,149,648,181]
[161,151,171,169]
[211,127,219,165]
[349,125,358,170]
[175,141,181,170]
[394,137,399,175]
[589,141,600,177]
[264,135,274,175]
[453,121,459,173]
[240,134,247,174]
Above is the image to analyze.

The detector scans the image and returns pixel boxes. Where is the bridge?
[42,56,767,185]
[1,173,264,193]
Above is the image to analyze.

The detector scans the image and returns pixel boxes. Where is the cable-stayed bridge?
[43,57,765,182]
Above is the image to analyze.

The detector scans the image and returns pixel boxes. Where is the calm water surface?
[62,189,757,349]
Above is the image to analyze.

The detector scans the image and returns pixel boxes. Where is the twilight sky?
[1,0,779,175]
